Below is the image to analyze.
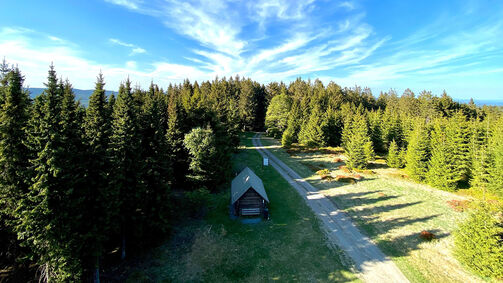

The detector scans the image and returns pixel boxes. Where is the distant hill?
[28,88,115,106]
[455,99,503,106]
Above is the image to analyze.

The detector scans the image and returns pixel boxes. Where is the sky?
[1,0,502,99]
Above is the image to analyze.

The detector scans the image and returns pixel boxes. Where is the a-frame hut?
[231,167,269,217]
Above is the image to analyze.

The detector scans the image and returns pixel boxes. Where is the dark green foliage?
[82,73,112,275]
[387,140,404,168]
[17,65,84,280]
[0,68,31,220]
[449,111,471,184]
[265,92,292,138]
[405,121,430,181]
[454,205,503,279]
[109,79,142,259]
[298,106,324,147]
[183,127,220,187]
[488,117,503,197]
[343,112,373,169]
[321,106,343,146]
[427,119,458,190]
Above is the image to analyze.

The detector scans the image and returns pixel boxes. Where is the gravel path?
[252,133,409,283]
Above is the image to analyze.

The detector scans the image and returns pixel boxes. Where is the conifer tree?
[344,112,373,169]
[387,139,403,168]
[137,83,172,234]
[109,78,141,260]
[487,116,503,197]
[83,72,112,278]
[454,205,503,278]
[281,101,301,147]
[427,119,457,190]
[0,68,31,221]
[405,121,430,181]
[165,90,189,186]
[321,106,343,146]
[449,111,471,184]
[298,106,324,147]
[0,68,31,268]
[18,66,83,280]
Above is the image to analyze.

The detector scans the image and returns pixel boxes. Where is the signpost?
[263,157,269,166]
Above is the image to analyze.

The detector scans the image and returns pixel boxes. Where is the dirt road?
[252,133,409,283]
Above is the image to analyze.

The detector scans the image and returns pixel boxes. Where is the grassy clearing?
[260,136,483,283]
[124,133,359,282]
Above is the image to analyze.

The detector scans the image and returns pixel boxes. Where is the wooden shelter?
[231,167,269,217]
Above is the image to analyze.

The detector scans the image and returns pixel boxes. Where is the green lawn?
[125,133,359,282]
[259,135,483,283]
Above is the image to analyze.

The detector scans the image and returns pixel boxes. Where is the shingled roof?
[231,167,269,204]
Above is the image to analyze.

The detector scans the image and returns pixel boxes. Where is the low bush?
[446,199,471,212]
[419,231,436,241]
[335,175,361,184]
[338,165,351,173]
[316,169,331,177]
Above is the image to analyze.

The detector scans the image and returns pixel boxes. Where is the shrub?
[419,231,436,241]
[446,199,471,212]
[333,157,343,163]
[281,128,294,148]
[184,187,211,216]
[454,205,503,279]
[316,169,331,177]
[338,165,351,173]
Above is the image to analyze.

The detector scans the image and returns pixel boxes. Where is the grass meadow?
[124,133,359,282]
[259,135,484,283]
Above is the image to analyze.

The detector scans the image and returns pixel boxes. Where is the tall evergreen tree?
[298,105,324,147]
[109,79,142,260]
[17,66,83,280]
[449,111,471,184]
[0,68,31,269]
[83,72,112,279]
[387,139,403,168]
[405,121,430,181]
[487,116,503,197]
[0,68,31,221]
[343,112,373,169]
[427,119,458,190]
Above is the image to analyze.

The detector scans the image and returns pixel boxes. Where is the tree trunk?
[121,233,126,260]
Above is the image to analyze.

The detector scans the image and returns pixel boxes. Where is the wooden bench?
[241,208,260,216]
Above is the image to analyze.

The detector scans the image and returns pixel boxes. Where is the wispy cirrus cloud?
[0,27,213,90]
[109,38,146,55]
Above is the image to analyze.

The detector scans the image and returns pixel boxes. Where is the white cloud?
[0,27,214,90]
[109,38,146,55]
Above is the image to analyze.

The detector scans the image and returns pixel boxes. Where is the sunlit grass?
[125,133,360,282]
[260,135,483,283]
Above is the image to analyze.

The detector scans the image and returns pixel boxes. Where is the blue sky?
[1,0,502,99]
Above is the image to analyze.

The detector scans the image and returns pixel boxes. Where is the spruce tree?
[298,106,324,147]
[18,66,83,280]
[387,139,403,168]
[0,68,31,221]
[109,78,141,260]
[344,112,373,169]
[449,111,471,184]
[427,119,457,190]
[137,83,171,234]
[488,116,503,197]
[83,72,112,278]
[0,68,31,268]
[405,121,430,181]
[454,205,503,278]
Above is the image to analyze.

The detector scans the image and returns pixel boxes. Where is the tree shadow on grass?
[376,229,450,257]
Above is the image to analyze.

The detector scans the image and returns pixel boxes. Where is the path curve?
[252,133,409,283]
